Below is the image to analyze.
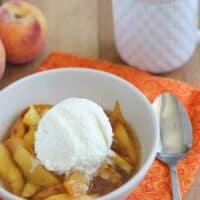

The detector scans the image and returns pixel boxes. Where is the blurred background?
[0,0,200,90]
[0,0,121,88]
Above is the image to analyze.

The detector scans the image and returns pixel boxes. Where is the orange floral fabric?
[37,52,200,200]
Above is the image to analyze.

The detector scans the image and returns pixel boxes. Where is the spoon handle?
[169,164,181,200]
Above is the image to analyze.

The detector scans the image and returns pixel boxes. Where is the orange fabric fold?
[37,52,200,200]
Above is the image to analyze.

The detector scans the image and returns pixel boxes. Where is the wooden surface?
[0,0,200,199]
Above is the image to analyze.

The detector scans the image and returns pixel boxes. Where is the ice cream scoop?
[35,98,113,177]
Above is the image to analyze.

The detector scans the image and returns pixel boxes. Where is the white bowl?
[0,68,159,200]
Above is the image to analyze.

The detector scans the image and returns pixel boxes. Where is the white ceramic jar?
[112,0,200,73]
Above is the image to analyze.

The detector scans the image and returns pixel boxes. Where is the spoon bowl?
[153,93,192,200]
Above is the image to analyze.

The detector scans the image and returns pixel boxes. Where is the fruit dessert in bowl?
[0,68,159,200]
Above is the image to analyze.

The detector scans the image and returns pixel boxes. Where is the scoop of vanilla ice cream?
[35,98,113,176]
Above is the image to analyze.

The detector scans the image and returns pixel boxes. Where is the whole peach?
[0,0,47,64]
[0,39,5,79]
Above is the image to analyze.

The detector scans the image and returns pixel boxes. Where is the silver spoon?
[153,93,192,200]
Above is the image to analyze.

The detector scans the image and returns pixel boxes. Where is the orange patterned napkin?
[37,52,200,200]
